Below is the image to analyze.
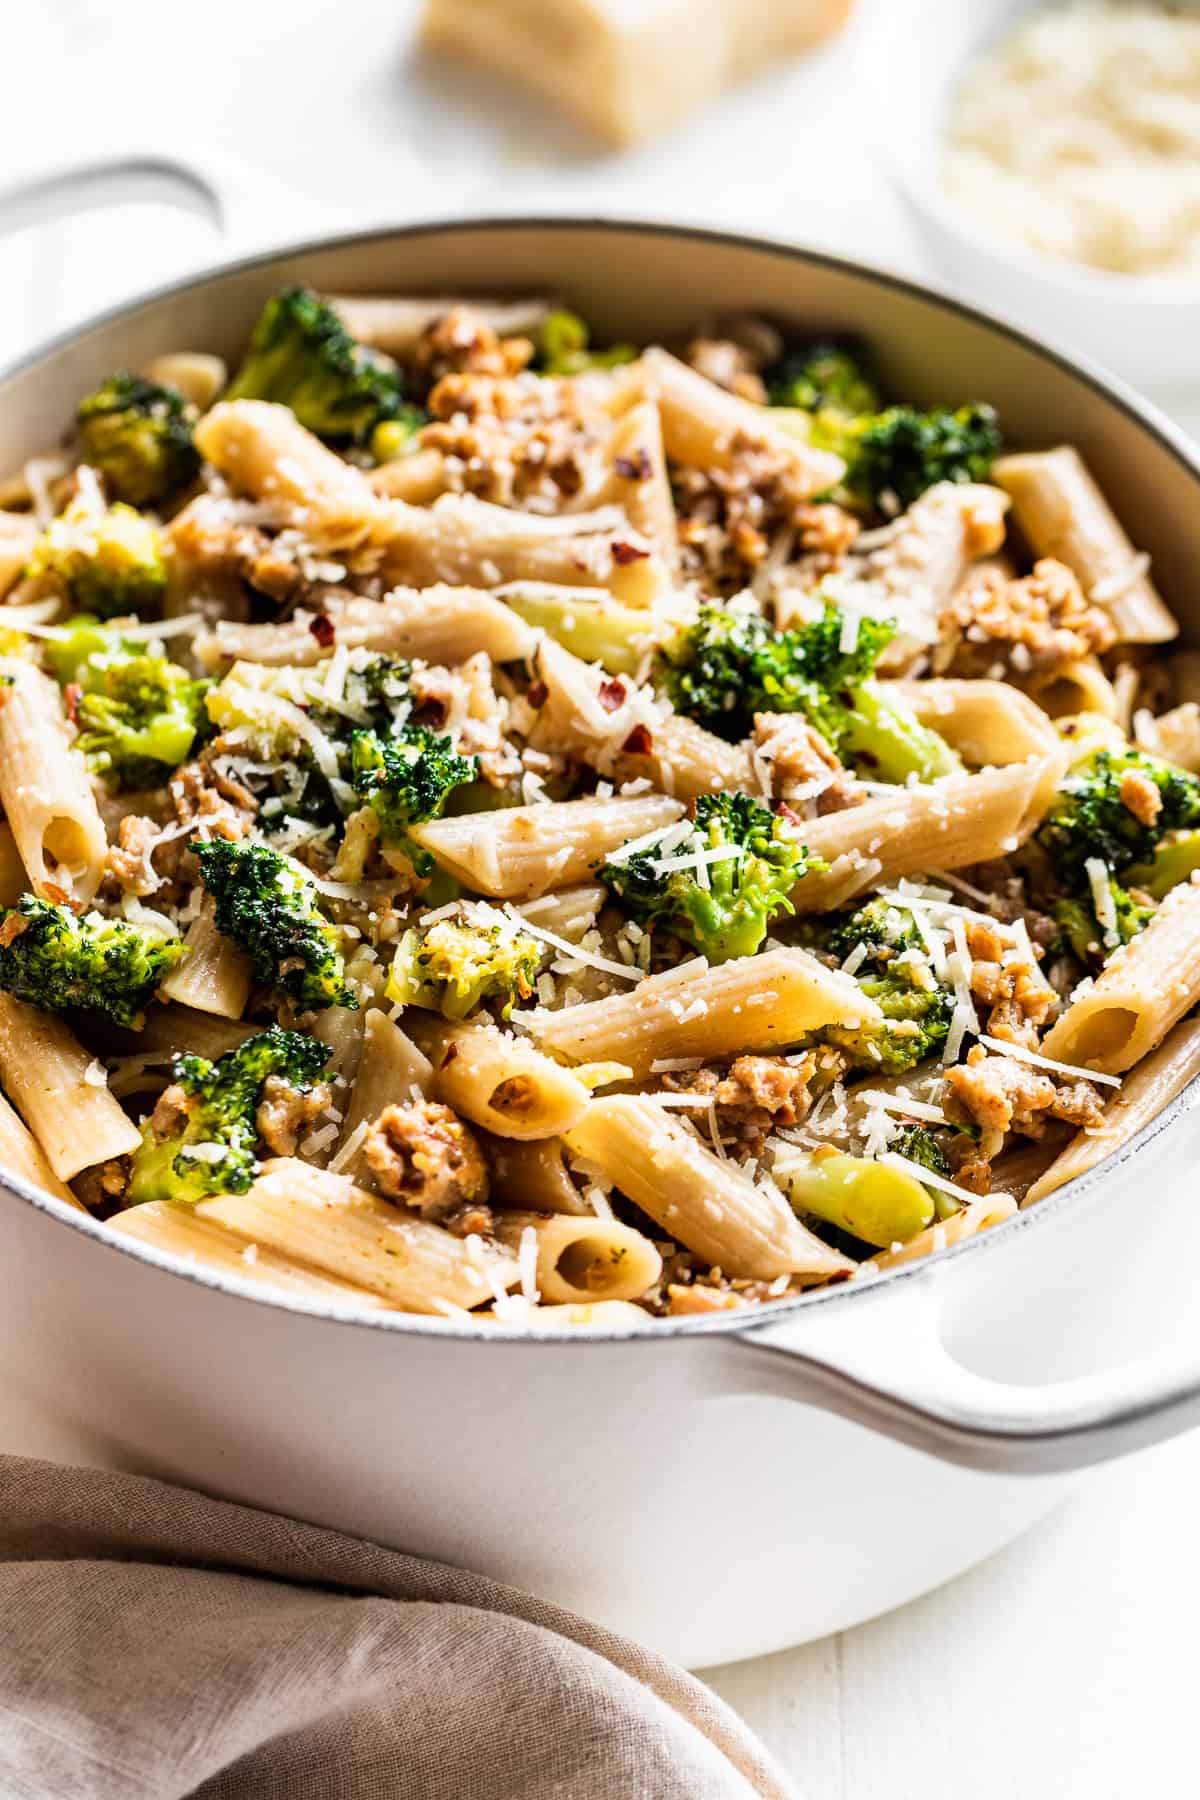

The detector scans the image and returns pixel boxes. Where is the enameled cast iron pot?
[4,169,1200,1667]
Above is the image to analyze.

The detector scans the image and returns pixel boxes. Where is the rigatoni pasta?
[0,279,1196,1325]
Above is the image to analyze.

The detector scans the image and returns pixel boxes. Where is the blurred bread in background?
[421,0,857,146]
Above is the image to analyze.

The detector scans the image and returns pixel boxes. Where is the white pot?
[3,161,1200,1669]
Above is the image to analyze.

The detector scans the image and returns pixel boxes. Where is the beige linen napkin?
[0,1456,797,1799]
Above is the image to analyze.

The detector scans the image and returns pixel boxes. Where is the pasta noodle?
[410,794,684,898]
[0,661,108,903]
[492,1210,663,1303]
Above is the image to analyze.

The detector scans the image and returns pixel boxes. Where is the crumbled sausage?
[255,1076,333,1158]
[684,337,768,404]
[963,916,1059,1050]
[363,1099,490,1219]
[410,306,533,392]
[106,815,167,898]
[936,557,1117,678]
[944,1047,1105,1160]
[1119,767,1162,829]
[753,712,864,815]
[421,364,609,510]
[665,1053,817,1134]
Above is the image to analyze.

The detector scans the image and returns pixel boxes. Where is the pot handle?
[0,141,316,260]
[722,1261,1200,1476]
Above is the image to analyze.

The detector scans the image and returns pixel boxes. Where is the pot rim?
[5,211,1199,1348]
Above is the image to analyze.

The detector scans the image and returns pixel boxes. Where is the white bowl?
[865,0,1200,396]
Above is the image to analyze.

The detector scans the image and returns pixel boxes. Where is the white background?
[3,3,1200,1795]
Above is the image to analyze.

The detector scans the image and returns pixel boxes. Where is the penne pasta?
[0,510,37,597]
[894,677,1064,767]
[421,1019,592,1140]
[858,482,1011,671]
[0,660,108,903]
[410,794,684,898]
[993,446,1177,644]
[790,757,1064,911]
[0,1086,83,1208]
[871,1195,1018,1269]
[488,1136,591,1215]
[198,1158,518,1313]
[1040,878,1200,1075]
[328,293,555,354]
[334,1009,434,1180]
[494,1210,663,1303]
[0,994,140,1180]
[566,1096,854,1280]
[194,585,537,671]
[532,948,882,1075]
[194,400,387,550]
[158,904,252,1020]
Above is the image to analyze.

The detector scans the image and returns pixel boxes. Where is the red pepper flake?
[309,613,336,648]
[441,1042,460,1068]
[775,802,803,826]
[597,678,627,712]
[614,448,652,482]
[611,539,650,566]
[621,723,653,755]
[525,681,549,710]
[411,694,449,728]
[63,682,82,726]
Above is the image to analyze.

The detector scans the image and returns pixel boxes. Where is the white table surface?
[4,4,1200,1796]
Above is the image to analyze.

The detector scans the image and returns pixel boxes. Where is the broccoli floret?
[820,900,955,1074]
[655,602,960,781]
[71,654,210,789]
[197,839,356,1010]
[127,1025,330,1206]
[385,904,542,1020]
[888,1123,952,1179]
[76,373,200,507]
[1036,748,1200,963]
[0,895,182,1028]
[826,896,927,963]
[225,286,411,443]
[28,489,167,619]
[349,728,478,854]
[833,404,1001,513]
[766,340,880,419]
[536,310,637,376]
[600,792,820,965]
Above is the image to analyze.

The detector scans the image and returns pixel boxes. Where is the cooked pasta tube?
[328,293,555,354]
[527,638,753,797]
[158,903,252,1019]
[0,660,108,903]
[857,482,1011,671]
[1019,657,1120,722]
[993,447,1177,645]
[514,883,606,942]
[494,1210,662,1303]
[532,948,882,1076]
[0,821,27,907]
[1026,1016,1200,1204]
[640,348,842,496]
[0,1087,82,1207]
[566,1097,854,1280]
[790,757,1064,912]
[109,1201,395,1307]
[488,1136,591,1215]
[870,1195,1018,1270]
[0,994,141,1180]
[1041,878,1200,1075]
[894,678,1063,767]
[377,493,671,606]
[198,1158,517,1313]
[409,793,684,898]
[366,447,449,503]
[0,510,37,596]
[141,352,227,410]
[194,585,537,671]
[580,400,678,569]
[134,1005,257,1061]
[194,401,386,550]
[421,1020,591,1140]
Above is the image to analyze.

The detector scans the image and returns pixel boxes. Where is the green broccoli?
[349,727,478,855]
[765,340,880,419]
[1036,747,1200,962]
[0,895,182,1028]
[76,373,200,507]
[821,900,955,1074]
[888,1123,952,1180]
[28,489,167,619]
[196,839,356,1010]
[72,655,210,789]
[385,904,542,1019]
[127,1025,331,1206]
[599,791,820,965]
[225,286,412,443]
[655,601,961,781]
[536,310,637,376]
[830,404,1001,513]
